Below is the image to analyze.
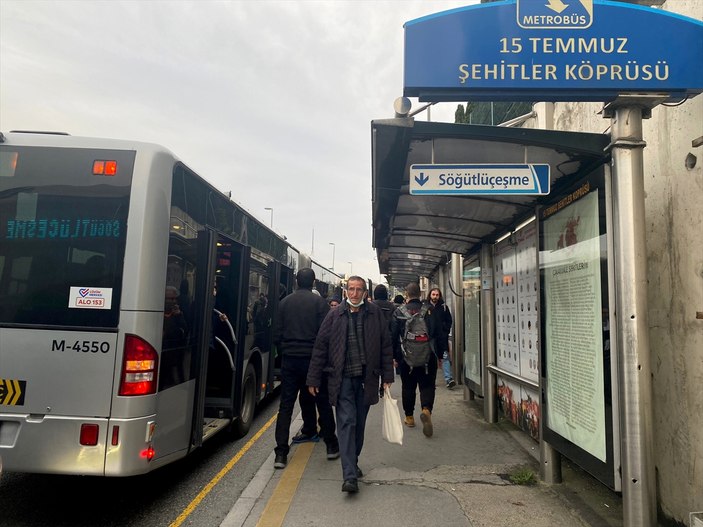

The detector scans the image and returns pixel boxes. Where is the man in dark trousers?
[392,281,438,438]
[307,276,394,493]
[273,268,339,469]
[427,287,455,389]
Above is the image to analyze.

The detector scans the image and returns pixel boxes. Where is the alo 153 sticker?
[68,287,113,309]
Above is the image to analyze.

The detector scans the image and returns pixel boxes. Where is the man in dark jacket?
[273,268,338,469]
[427,287,455,389]
[307,276,394,493]
[372,284,395,331]
[392,282,438,438]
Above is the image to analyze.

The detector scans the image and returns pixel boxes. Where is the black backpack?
[398,303,432,368]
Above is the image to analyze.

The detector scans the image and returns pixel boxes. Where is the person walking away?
[372,284,395,330]
[372,284,397,396]
[392,282,438,438]
[307,276,394,493]
[427,287,455,389]
[273,268,339,469]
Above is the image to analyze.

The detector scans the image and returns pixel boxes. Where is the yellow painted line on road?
[256,441,314,527]
[169,413,278,527]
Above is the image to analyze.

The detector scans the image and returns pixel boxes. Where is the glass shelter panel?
[463,261,482,391]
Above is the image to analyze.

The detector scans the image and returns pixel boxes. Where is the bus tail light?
[119,335,158,396]
[141,446,155,461]
[80,424,99,446]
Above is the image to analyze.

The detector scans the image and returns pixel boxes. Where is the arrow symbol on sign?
[414,172,429,186]
[545,0,569,13]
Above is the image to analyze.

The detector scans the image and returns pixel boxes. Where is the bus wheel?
[231,363,256,439]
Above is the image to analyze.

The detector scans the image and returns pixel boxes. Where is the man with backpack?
[391,282,438,438]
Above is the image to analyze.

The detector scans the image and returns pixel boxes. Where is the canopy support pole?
[604,95,662,527]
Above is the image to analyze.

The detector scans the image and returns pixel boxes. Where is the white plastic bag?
[381,386,403,445]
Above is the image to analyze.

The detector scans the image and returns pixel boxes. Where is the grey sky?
[0,0,474,283]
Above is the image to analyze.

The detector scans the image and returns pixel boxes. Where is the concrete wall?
[543,2,703,523]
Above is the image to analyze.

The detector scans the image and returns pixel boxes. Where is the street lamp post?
[348,261,353,275]
[329,242,335,271]
[264,207,273,229]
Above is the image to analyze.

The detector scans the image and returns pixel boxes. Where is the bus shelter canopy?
[371,119,610,287]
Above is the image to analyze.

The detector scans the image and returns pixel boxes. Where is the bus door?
[272,263,294,379]
[261,261,278,390]
[191,230,250,447]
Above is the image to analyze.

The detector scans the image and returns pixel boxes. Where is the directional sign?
[409,164,550,195]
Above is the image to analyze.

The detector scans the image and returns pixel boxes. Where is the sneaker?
[342,479,359,493]
[447,379,456,389]
[420,408,433,437]
[404,415,415,428]
[291,431,320,444]
[273,454,287,469]
[326,443,340,460]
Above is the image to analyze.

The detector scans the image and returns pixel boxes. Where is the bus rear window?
[0,146,134,328]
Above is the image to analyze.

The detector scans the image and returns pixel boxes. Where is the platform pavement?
[222,373,624,527]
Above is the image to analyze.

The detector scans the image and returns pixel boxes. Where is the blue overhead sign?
[404,0,703,102]
[409,164,550,195]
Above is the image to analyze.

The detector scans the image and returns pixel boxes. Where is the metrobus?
[0,131,337,476]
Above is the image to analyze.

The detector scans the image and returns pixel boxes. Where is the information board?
[539,170,616,488]
[494,222,540,440]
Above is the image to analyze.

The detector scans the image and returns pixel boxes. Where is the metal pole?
[329,242,335,271]
[451,253,464,386]
[605,99,657,527]
[479,244,497,423]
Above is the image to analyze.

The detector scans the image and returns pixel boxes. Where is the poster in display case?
[494,223,540,440]
[539,172,617,489]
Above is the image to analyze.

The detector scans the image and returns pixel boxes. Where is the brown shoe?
[420,408,433,437]
[404,415,415,428]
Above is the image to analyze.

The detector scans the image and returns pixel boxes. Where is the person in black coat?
[427,287,455,389]
[372,284,395,331]
[273,268,338,470]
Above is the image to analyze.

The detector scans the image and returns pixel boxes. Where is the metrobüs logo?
[517,0,593,29]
